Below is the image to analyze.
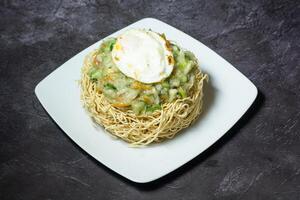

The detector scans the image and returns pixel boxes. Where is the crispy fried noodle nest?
[81,51,208,146]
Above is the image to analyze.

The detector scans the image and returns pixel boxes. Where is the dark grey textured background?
[1,0,299,199]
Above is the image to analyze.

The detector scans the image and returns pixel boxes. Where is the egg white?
[111,29,174,84]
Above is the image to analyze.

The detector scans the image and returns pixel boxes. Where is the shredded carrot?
[93,56,100,66]
[160,94,168,102]
[131,81,151,90]
[111,102,129,108]
[103,75,112,81]
[143,96,153,104]
[115,96,124,102]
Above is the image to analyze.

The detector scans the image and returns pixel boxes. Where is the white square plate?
[35,18,257,183]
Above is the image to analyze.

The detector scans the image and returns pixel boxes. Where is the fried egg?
[111,29,174,83]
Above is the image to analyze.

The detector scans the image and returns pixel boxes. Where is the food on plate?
[81,29,208,146]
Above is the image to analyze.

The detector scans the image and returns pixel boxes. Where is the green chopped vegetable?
[155,84,162,91]
[102,38,116,52]
[102,54,113,67]
[160,88,168,95]
[169,89,178,102]
[170,78,180,87]
[146,104,161,113]
[184,61,194,75]
[179,74,188,83]
[177,50,187,70]
[104,83,117,90]
[162,82,170,89]
[178,87,187,98]
[119,88,139,103]
[172,45,180,57]
[185,51,196,61]
[103,89,116,99]
[88,67,103,81]
[88,67,97,76]
[132,101,145,114]
[91,71,102,80]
